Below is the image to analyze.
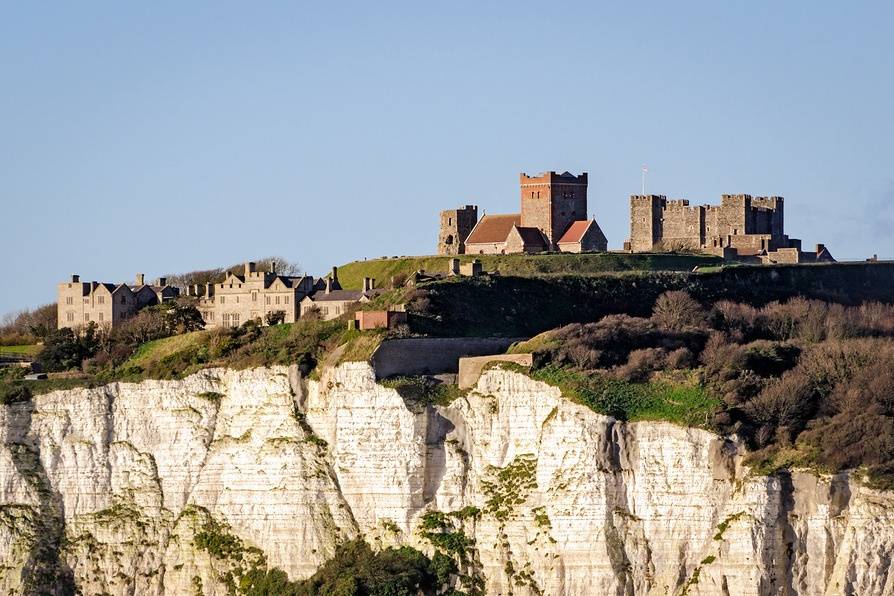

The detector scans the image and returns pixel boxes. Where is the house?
[300,267,383,321]
[195,261,314,328]
[57,273,179,329]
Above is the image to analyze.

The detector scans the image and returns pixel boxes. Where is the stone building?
[195,262,315,329]
[625,193,835,263]
[438,205,478,255]
[57,273,179,330]
[437,171,607,255]
[299,268,383,321]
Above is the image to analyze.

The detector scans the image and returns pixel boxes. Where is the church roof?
[557,220,594,244]
[465,214,521,245]
[512,226,548,248]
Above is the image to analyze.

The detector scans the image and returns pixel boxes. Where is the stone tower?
[519,171,588,248]
[438,205,478,255]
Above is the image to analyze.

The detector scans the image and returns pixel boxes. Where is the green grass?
[124,331,207,369]
[0,345,41,357]
[336,252,722,290]
[525,364,719,427]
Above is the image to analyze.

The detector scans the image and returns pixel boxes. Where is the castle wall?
[658,200,704,250]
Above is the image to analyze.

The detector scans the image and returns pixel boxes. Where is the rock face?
[1,363,893,595]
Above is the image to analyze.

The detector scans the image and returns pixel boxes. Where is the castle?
[625,193,834,263]
[438,171,607,255]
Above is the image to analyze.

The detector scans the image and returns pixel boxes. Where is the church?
[437,171,607,255]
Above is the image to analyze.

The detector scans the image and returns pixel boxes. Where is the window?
[448,217,452,225]
[83,313,88,322]
[266,296,271,305]
[252,292,257,302]
[67,312,74,322]
[284,296,289,305]
[236,296,239,304]
[275,296,280,305]
[232,314,240,326]
[98,296,105,305]
[98,312,104,322]
[220,296,226,304]
[66,297,73,305]
[222,313,230,326]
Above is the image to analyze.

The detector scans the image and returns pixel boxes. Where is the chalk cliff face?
[1,363,893,595]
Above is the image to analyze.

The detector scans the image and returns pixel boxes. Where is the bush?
[296,539,441,596]
[652,291,705,330]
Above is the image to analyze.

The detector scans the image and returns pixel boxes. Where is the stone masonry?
[626,193,834,263]
[438,170,607,255]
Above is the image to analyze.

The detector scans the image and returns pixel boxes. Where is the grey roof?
[307,288,383,303]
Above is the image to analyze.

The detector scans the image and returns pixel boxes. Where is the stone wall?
[457,353,533,389]
[370,337,523,378]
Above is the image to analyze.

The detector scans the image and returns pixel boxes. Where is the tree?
[37,328,85,371]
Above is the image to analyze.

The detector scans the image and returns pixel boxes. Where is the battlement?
[520,171,588,186]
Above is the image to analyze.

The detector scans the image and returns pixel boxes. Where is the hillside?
[333,252,721,289]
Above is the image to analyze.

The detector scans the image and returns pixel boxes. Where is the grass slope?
[335,252,721,289]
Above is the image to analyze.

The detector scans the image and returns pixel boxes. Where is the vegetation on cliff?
[511,291,894,487]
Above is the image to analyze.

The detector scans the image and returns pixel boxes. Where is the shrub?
[296,539,440,596]
[652,291,705,330]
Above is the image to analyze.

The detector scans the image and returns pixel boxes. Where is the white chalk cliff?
[1,363,893,595]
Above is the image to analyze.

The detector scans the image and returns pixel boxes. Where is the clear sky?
[2,1,892,317]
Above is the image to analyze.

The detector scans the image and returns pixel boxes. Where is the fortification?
[437,205,478,255]
[626,193,831,264]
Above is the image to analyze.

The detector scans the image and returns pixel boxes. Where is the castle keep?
[437,171,607,255]
[625,193,834,263]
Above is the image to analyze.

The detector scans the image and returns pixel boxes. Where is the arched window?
[445,234,454,245]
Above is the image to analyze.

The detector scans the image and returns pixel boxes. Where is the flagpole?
[641,164,647,196]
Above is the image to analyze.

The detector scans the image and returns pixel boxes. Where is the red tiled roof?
[465,214,521,245]
[557,220,593,244]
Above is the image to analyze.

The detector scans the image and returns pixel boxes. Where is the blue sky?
[2,1,892,316]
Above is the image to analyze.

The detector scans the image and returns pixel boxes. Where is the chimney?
[327,266,342,291]
[157,277,167,286]
[135,273,145,286]
[192,284,200,297]
[325,277,334,294]
[816,243,826,254]
[205,282,214,297]
[363,277,375,292]
[271,260,277,275]
[245,261,256,276]
[71,274,80,283]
